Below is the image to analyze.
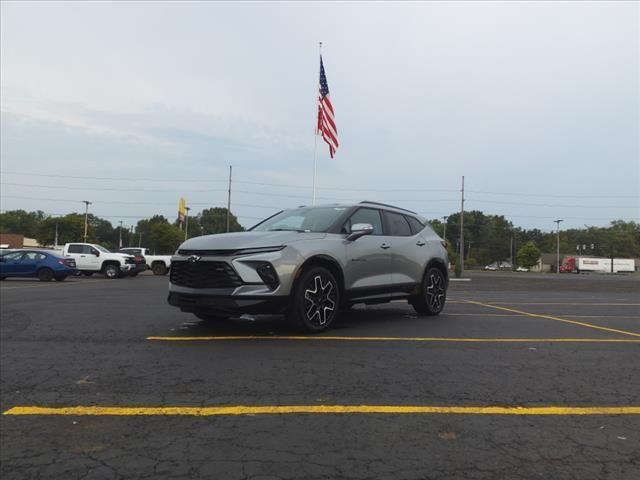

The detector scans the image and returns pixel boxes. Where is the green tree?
[517,242,541,269]
[134,215,183,254]
[36,214,87,246]
[197,208,243,235]
[0,210,46,237]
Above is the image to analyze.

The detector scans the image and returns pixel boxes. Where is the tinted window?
[385,211,412,236]
[67,244,83,254]
[344,208,383,235]
[406,216,425,235]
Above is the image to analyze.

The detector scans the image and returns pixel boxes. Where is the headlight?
[235,246,285,256]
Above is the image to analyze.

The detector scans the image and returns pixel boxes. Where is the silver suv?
[168,201,449,332]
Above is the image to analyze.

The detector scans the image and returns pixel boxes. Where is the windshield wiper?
[267,228,308,233]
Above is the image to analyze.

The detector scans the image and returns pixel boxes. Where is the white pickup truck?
[61,243,142,279]
[118,247,172,275]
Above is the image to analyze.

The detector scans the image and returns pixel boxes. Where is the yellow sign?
[178,198,186,223]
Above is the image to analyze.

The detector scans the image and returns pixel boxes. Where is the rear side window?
[344,208,383,235]
[405,216,425,235]
[384,211,412,236]
[67,244,83,254]
[23,252,46,260]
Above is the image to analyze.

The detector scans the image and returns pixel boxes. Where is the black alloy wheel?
[288,266,339,332]
[411,267,446,316]
[37,268,54,282]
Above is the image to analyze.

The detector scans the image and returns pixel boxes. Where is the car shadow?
[171,304,421,337]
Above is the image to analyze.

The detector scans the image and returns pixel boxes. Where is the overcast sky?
[1,1,638,230]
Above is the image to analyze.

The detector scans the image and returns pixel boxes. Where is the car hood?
[179,231,327,251]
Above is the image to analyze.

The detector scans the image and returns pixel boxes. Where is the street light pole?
[459,176,465,275]
[118,221,123,249]
[82,201,92,242]
[185,206,191,241]
[554,219,563,274]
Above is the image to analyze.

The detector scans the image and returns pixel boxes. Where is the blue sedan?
[0,250,77,282]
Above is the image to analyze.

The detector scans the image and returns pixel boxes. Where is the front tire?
[287,266,340,333]
[37,268,54,282]
[103,263,119,279]
[411,267,447,316]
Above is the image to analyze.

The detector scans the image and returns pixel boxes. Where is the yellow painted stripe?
[466,300,640,338]
[482,302,640,306]
[4,405,640,416]
[146,335,640,343]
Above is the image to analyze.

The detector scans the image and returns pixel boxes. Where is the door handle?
[416,240,426,246]
[80,255,86,257]
[380,243,391,249]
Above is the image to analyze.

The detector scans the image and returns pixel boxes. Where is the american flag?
[317,55,338,158]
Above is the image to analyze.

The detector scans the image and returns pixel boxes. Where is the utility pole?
[138,231,143,248]
[82,201,92,242]
[54,220,59,247]
[459,176,465,275]
[226,165,232,233]
[185,206,191,241]
[118,221,123,249]
[442,216,448,244]
[510,230,514,269]
[554,219,563,274]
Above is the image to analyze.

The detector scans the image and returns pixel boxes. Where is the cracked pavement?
[1,272,639,479]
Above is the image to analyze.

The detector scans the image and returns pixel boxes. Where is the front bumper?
[167,292,289,316]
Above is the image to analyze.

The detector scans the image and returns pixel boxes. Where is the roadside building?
[0,234,41,249]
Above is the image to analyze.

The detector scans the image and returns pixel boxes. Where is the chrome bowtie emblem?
[188,255,201,263]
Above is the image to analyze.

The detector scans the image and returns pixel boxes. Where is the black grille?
[170,261,243,289]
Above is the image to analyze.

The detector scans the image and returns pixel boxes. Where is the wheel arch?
[425,258,449,288]
[100,260,121,272]
[292,254,345,299]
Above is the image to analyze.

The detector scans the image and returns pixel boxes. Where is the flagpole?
[312,41,322,206]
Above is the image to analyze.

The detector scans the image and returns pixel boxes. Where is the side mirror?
[92,250,100,257]
[347,223,374,241]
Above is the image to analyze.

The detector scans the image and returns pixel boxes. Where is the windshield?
[95,245,111,253]
[251,207,348,233]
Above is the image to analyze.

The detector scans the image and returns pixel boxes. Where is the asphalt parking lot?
[1,272,639,479]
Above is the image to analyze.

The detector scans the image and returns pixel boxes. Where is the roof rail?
[359,201,417,215]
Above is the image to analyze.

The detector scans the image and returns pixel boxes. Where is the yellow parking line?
[4,405,640,416]
[146,335,640,343]
[466,300,640,338]
[482,302,640,306]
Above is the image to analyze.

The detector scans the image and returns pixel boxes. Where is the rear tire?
[286,266,340,333]
[152,263,167,276]
[129,272,139,277]
[82,271,94,277]
[54,275,67,282]
[103,263,119,279]
[411,267,447,316]
[37,268,54,282]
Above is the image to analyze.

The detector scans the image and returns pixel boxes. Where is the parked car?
[516,266,529,272]
[118,248,171,275]
[484,261,513,271]
[59,243,141,279]
[0,249,76,281]
[167,201,449,332]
